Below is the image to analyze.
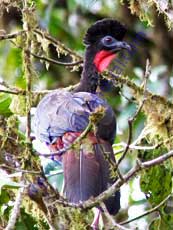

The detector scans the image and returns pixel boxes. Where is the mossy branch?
[105,70,173,142]
[33,29,83,61]
[49,149,173,212]
[124,0,173,28]
[5,182,25,230]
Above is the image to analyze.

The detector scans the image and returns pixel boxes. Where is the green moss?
[10,95,26,116]
[52,205,93,230]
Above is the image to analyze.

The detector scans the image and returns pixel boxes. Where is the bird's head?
[83,18,131,73]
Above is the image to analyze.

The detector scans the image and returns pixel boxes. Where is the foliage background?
[0,0,173,229]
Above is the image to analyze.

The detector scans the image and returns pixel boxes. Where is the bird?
[34,18,130,228]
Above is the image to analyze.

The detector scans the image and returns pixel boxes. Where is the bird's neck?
[74,47,99,93]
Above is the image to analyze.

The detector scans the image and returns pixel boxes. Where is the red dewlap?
[94,50,116,72]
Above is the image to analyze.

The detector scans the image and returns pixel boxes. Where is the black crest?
[83,18,127,45]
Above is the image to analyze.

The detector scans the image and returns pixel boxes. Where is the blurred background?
[0,0,173,229]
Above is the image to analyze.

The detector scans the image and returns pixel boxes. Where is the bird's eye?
[101,36,116,47]
[105,37,113,43]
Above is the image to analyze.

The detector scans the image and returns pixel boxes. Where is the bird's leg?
[91,208,101,230]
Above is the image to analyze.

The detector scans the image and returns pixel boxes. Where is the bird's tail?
[61,131,120,215]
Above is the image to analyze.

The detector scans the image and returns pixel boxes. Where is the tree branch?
[153,0,173,28]
[117,59,150,165]
[11,39,83,67]
[34,29,83,60]
[101,203,131,230]
[0,30,25,41]
[120,194,171,225]
[5,184,24,230]
[0,82,78,97]
[0,164,41,174]
[31,51,83,66]
[52,149,173,210]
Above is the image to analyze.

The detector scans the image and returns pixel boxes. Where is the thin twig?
[120,194,171,225]
[119,90,136,103]
[114,126,159,155]
[0,30,25,41]
[0,164,41,174]
[114,115,173,156]
[0,81,78,96]
[0,79,26,95]
[101,203,132,230]
[0,80,17,90]
[5,184,24,230]
[96,139,124,181]
[31,51,83,66]
[117,60,151,165]
[0,88,23,95]
[113,142,157,153]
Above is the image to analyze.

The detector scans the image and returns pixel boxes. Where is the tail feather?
[62,134,120,214]
[94,143,120,215]
[63,148,101,202]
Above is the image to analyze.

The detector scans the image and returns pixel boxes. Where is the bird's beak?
[111,41,131,52]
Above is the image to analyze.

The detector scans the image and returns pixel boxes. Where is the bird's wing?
[34,90,88,143]
[34,90,116,144]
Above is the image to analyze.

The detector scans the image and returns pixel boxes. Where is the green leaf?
[15,212,38,230]
[0,189,10,217]
[140,164,172,205]
[0,93,12,116]
[0,189,10,205]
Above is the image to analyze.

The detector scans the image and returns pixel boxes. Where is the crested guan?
[34,18,130,219]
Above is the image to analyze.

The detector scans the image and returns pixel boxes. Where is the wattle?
[94,50,116,72]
